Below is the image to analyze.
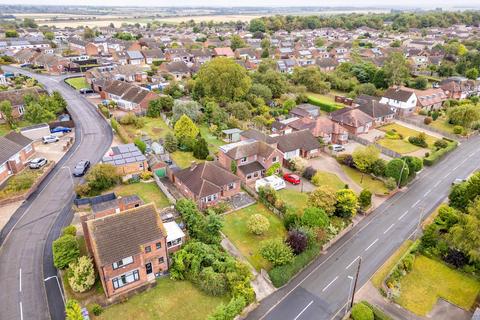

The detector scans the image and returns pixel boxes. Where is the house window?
[112,269,140,289]
[167,238,182,248]
[253,172,259,178]
[158,257,164,264]
[112,256,134,270]
[228,183,235,190]
[205,194,217,203]
[145,246,151,253]
[272,156,278,163]
[241,157,247,163]
[156,242,162,250]
[24,145,32,153]
[246,174,252,180]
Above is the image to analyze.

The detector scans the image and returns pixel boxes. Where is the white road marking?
[443,172,451,179]
[398,210,408,220]
[345,256,360,270]
[322,276,339,292]
[293,300,314,320]
[383,224,395,234]
[433,181,441,187]
[365,238,379,251]
[19,268,22,293]
[453,165,460,171]
[423,190,431,197]
[19,302,23,320]
[411,200,421,208]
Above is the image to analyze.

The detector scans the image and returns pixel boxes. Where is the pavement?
[0,67,112,320]
[245,134,480,320]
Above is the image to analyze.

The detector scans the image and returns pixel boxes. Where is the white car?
[255,176,286,192]
[42,135,59,144]
[29,157,48,169]
[332,144,345,152]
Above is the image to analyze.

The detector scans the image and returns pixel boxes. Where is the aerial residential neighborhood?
[1,4,480,320]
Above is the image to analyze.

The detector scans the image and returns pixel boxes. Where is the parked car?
[42,135,59,144]
[452,178,467,185]
[332,144,345,152]
[51,126,72,134]
[283,173,301,185]
[255,176,286,192]
[29,157,47,169]
[73,160,90,177]
[79,88,94,94]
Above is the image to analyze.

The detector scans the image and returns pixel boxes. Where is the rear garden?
[377,123,437,155]
[65,77,90,90]
[0,163,52,200]
[109,181,170,209]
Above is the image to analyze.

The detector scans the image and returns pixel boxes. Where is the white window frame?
[112,256,134,270]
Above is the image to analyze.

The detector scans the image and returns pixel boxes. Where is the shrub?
[260,239,294,267]
[208,296,246,320]
[198,267,228,296]
[65,299,83,320]
[164,132,178,153]
[361,301,392,320]
[286,229,308,254]
[408,133,428,148]
[100,106,110,118]
[134,138,147,154]
[52,235,80,269]
[307,96,342,112]
[265,162,281,176]
[268,244,321,287]
[85,163,121,195]
[302,166,317,180]
[193,136,209,160]
[423,140,458,166]
[308,186,337,215]
[359,189,372,209]
[443,248,469,268]
[90,304,103,316]
[140,171,153,180]
[300,207,329,228]
[311,171,325,186]
[453,125,463,134]
[110,118,130,143]
[434,139,448,149]
[424,116,432,125]
[68,256,96,293]
[62,225,77,237]
[283,210,299,230]
[351,302,374,320]
[247,214,270,235]
[385,159,409,187]
[337,153,354,167]
[206,155,214,161]
[371,159,387,177]
[335,189,358,218]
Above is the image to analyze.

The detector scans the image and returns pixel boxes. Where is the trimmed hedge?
[361,301,392,320]
[423,139,458,166]
[307,96,343,113]
[110,118,131,144]
[268,244,321,287]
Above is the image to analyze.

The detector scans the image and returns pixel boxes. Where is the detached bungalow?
[379,87,417,116]
[274,130,321,162]
[0,132,35,184]
[97,79,158,111]
[102,143,148,179]
[329,107,374,135]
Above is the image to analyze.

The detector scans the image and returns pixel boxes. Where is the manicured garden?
[371,240,413,288]
[396,255,480,315]
[0,164,51,199]
[170,150,204,169]
[65,77,90,90]
[110,181,170,209]
[199,125,225,152]
[222,203,287,271]
[277,189,309,212]
[341,165,389,195]
[377,123,437,154]
[123,117,172,140]
[307,92,344,112]
[310,170,347,190]
[96,278,230,320]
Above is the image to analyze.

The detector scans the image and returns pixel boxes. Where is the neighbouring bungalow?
[0,87,46,121]
[0,132,36,184]
[102,143,148,179]
[355,95,396,126]
[94,79,158,111]
[274,130,321,163]
[329,107,375,135]
[170,162,240,209]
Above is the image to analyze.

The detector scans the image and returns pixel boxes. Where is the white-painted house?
[380,87,418,116]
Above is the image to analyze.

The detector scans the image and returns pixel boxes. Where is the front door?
[145,262,152,274]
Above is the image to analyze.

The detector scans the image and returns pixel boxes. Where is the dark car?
[73,160,90,177]
[51,126,72,134]
[283,173,301,185]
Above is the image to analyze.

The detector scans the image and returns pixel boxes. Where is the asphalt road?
[247,135,480,320]
[0,67,112,320]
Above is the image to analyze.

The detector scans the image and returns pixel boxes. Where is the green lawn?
[377,123,438,154]
[65,77,90,89]
[96,278,229,320]
[0,120,34,136]
[222,203,287,271]
[124,117,172,140]
[312,170,347,190]
[277,189,309,212]
[111,182,170,209]
[171,151,204,169]
[199,125,225,153]
[341,165,389,195]
[371,240,413,288]
[397,255,480,316]
[428,116,464,135]
[307,91,337,103]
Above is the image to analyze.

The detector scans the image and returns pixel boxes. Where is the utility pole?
[350,257,362,308]
[345,275,354,317]
[416,206,425,239]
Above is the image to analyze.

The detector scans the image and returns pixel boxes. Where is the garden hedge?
[307,96,343,113]
[423,139,458,166]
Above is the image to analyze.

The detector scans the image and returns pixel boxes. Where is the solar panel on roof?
[114,159,126,165]
[122,152,132,158]
[125,157,136,163]
[136,155,146,161]
[113,154,122,160]
[131,151,141,157]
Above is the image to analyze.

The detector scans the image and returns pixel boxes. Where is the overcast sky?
[1,0,480,8]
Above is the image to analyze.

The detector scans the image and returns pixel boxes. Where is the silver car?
[29,157,48,169]
[42,135,59,144]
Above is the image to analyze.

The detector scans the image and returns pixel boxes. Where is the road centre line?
[322,276,339,292]
[19,302,23,320]
[433,181,441,187]
[411,200,421,208]
[365,238,379,251]
[19,268,22,293]
[383,224,395,234]
[345,256,360,270]
[398,210,408,221]
[293,300,314,320]
[423,190,431,197]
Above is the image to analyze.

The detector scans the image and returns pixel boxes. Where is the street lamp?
[397,158,407,189]
[344,275,354,317]
[415,206,425,239]
[44,275,65,305]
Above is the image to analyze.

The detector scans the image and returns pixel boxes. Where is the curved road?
[0,67,112,320]
[248,134,480,320]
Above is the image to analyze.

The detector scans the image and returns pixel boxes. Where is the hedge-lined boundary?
[307,96,344,113]
[110,118,132,144]
[423,138,458,166]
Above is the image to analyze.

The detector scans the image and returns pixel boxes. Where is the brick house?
[0,132,36,184]
[85,203,169,299]
[329,107,375,136]
[218,139,282,184]
[282,117,349,145]
[275,130,322,162]
[0,88,46,121]
[102,143,148,179]
[170,162,240,209]
[355,95,395,126]
[94,79,159,111]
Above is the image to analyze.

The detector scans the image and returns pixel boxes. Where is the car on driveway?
[255,175,286,192]
[29,157,48,169]
[42,135,59,144]
[73,160,90,177]
[51,126,72,134]
[332,144,345,152]
[283,173,301,185]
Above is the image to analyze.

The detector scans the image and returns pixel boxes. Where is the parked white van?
[255,176,286,192]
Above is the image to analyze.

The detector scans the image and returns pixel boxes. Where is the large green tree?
[0,101,16,129]
[194,57,251,102]
[174,114,199,142]
[382,52,411,86]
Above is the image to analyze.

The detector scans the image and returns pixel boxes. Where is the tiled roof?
[0,132,33,165]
